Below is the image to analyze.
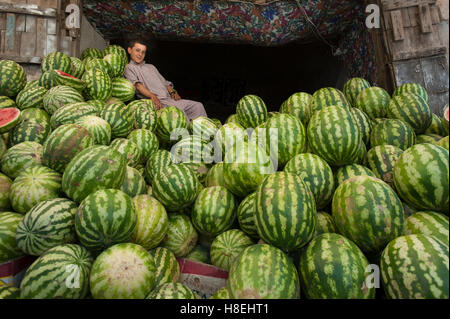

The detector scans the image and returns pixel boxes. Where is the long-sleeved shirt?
[124,60,173,99]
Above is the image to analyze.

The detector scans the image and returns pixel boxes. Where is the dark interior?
[114,38,348,123]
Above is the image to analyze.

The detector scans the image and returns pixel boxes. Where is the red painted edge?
[0,256,37,278]
[177,258,229,280]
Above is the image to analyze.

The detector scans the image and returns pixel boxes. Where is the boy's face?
[128,43,147,64]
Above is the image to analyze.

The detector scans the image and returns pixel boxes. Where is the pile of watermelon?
[0,47,449,300]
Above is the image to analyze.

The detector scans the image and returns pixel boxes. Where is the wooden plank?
[0,3,57,18]
[408,6,418,27]
[60,35,71,56]
[382,0,436,11]
[27,0,59,9]
[15,14,25,32]
[419,4,433,33]
[0,13,5,30]
[402,7,411,27]
[47,17,56,34]
[35,17,47,56]
[20,31,35,56]
[0,30,5,54]
[25,15,36,32]
[391,10,405,41]
[431,5,441,24]
[393,46,446,61]
[5,13,15,54]
[0,53,42,63]
[46,34,56,53]
[437,0,449,21]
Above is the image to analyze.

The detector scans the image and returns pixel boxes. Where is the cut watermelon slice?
[53,69,86,91]
[0,107,21,134]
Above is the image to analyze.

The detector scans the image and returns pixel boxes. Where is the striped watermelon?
[10,165,62,214]
[299,233,375,299]
[184,244,210,264]
[0,212,24,263]
[369,118,416,151]
[7,118,51,147]
[111,77,135,102]
[310,87,350,114]
[84,58,111,76]
[103,45,127,63]
[62,145,126,203]
[425,113,446,136]
[210,229,254,271]
[393,83,429,102]
[0,107,20,134]
[227,244,300,299]
[366,145,403,188]
[0,173,12,211]
[255,172,317,252]
[225,113,240,124]
[405,211,448,245]
[75,189,137,252]
[52,70,85,91]
[380,234,448,299]
[313,211,337,237]
[149,247,181,287]
[416,133,443,144]
[130,99,157,131]
[387,92,432,134]
[0,96,17,109]
[161,213,198,257]
[23,80,40,90]
[120,166,147,198]
[15,85,47,110]
[204,162,226,188]
[50,102,97,129]
[151,164,201,212]
[15,198,77,256]
[236,192,258,239]
[0,286,20,299]
[81,67,112,101]
[103,53,126,78]
[43,85,85,115]
[90,243,156,299]
[75,115,111,145]
[349,107,372,145]
[170,135,214,164]
[307,105,361,167]
[279,92,313,125]
[130,195,168,250]
[210,286,230,299]
[81,48,104,60]
[0,141,43,179]
[38,70,60,90]
[284,153,335,210]
[214,122,248,156]
[20,244,93,299]
[191,186,237,237]
[41,51,72,74]
[110,138,142,167]
[42,124,94,173]
[18,107,50,124]
[144,149,175,184]
[86,99,106,112]
[393,143,449,214]
[236,95,268,128]
[190,116,220,142]
[0,60,27,98]
[147,283,197,299]
[180,162,209,185]
[343,77,371,107]
[155,106,188,144]
[354,87,390,119]
[0,138,5,158]
[332,175,405,254]
[70,57,85,79]
[99,101,134,138]
[435,135,449,151]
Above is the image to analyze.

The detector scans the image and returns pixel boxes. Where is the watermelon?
[81,48,104,60]
[20,244,93,299]
[393,83,429,102]
[180,162,209,185]
[103,45,127,63]
[149,247,180,287]
[204,162,226,188]
[405,211,449,246]
[0,96,17,109]
[18,107,50,123]
[110,138,142,168]
[15,198,77,256]
[191,186,237,237]
[170,135,214,164]
[190,116,220,142]
[284,153,335,210]
[52,70,85,91]
[343,77,371,107]
[161,213,198,257]
[380,234,448,299]
[332,175,405,254]
[387,92,432,134]
[334,163,375,186]
[87,99,106,112]
[0,173,12,211]
[99,101,134,138]
[393,143,449,214]
[42,124,94,173]
[279,92,313,125]
[155,106,188,144]
[435,135,449,151]
[74,115,111,145]
[214,122,248,157]
[144,149,175,184]
[0,212,24,263]
[227,244,300,299]
[366,145,403,188]
[23,80,40,91]
[43,85,85,115]
[84,58,111,76]
[38,70,60,90]
[41,51,72,74]
[310,87,350,114]
[225,113,240,124]
[81,67,112,101]
[130,195,168,250]
[70,57,85,79]
[255,172,317,252]
[184,244,210,264]
[210,286,230,299]
[7,117,51,147]
[415,133,443,144]
[61,145,127,203]
[151,164,201,212]
[307,105,361,167]
[210,229,254,271]
[50,102,97,129]
[130,99,157,131]
[103,53,126,78]
[236,95,268,128]
[10,165,62,214]
[0,141,43,179]
[0,107,20,134]
[147,282,197,299]
[349,107,372,145]
[111,77,135,102]
[0,286,20,299]
[0,60,27,97]
[223,141,275,198]
[313,211,337,237]
[354,86,390,119]
[15,85,47,110]
[369,118,416,150]
[425,113,446,136]
[75,189,137,252]
[236,192,258,239]
[128,129,159,164]
[298,233,375,299]
[0,138,5,158]
[90,243,156,299]
[119,166,147,198]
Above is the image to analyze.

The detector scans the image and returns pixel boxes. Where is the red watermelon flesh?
[0,107,21,134]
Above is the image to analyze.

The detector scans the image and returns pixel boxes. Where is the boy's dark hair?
[128,39,147,49]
